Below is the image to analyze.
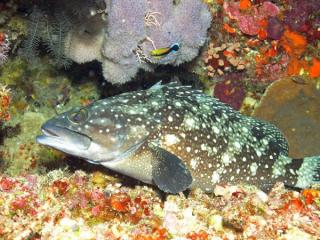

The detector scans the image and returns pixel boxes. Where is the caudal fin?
[295,156,320,189]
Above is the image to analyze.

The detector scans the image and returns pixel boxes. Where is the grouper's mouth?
[36,121,147,163]
[36,123,92,151]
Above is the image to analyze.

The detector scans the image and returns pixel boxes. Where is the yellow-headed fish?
[150,43,180,58]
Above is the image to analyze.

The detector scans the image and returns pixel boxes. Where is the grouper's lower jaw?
[36,124,92,154]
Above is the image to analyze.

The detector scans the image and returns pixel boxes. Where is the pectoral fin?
[150,146,193,194]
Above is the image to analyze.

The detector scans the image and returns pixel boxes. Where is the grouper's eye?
[68,108,88,124]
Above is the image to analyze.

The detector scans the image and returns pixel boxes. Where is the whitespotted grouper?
[37,82,320,193]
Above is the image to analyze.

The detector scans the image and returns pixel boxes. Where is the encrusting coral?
[66,0,212,84]
[252,77,320,159]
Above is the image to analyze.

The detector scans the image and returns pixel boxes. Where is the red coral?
[0,177,16,191]
[11,197,28,211]
[214,74,246,110]
[186,230,209,240]
[110,192,131,212]
[52,180,69,195]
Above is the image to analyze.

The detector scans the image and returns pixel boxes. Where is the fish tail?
[295,156,320,188]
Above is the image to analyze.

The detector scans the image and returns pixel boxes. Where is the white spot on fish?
[175,102,182,107]
[200,144,207,151]
[221,153,231,165]
[184,117,195,127]
[190,159,198,170]
[212,126,220,134]
[256,150,262,157]
[211,171,220,184]
[164,134,180,146]
[250,162,258,176]
[233,142,241,150]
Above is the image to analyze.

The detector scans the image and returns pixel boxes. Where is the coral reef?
[197,0,320,109]
[0,56,100,176]
[252,77,320,159]
[0,170,319,239]
[66,0,212,84]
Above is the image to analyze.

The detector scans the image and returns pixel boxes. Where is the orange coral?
[287,57,308,76]
[309,57,320,78]
[239,0,251,11]
[223,23,236,34]
[280,29,307,57]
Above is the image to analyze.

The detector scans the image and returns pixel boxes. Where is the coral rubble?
[0,170,319,239]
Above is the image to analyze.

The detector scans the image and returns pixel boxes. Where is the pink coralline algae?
[224,1,280,36]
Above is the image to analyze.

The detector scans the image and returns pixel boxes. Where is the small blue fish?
[150,43,180,58]
[37,82,320,194]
